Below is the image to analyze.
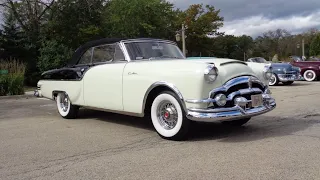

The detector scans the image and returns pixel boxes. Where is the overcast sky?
[1,1,320,37]
[170,0,320,37]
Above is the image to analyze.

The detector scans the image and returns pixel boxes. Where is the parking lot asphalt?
[1,81,320,180]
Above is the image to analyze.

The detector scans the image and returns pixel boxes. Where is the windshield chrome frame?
[119,38,185,62]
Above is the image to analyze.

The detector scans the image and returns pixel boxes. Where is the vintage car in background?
[247,57,301,86]
[36,38,276,140]
[290,57,320,81]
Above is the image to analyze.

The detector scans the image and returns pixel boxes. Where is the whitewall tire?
[56,92,79,119]
[151,91,190,140]
[303,70,317,82]
[269,74,279,86]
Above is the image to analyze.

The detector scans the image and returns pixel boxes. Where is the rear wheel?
[282,81,294,85]
[150,91,190,141]
[221,118,251,126]
[56,92,79,119]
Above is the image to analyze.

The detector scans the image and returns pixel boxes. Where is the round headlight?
[215,94,227,106]
[204,64,218,83]
[283,68,287,73]
[263,64,273,80]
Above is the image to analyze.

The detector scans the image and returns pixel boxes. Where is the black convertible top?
[67,38,127,67]
[66,37,177,67]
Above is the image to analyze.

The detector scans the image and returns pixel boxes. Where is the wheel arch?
[301,67,319,75]
[52,90,68,101]
[142,82,187,116]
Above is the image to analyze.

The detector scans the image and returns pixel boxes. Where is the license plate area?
[251,94,263,107]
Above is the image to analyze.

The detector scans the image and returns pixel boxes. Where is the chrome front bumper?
[277,73,300,82]
[185,76,276,122]
[186,94,276,122]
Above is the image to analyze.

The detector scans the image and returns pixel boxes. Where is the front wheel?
[151,91,190,141]
[221,118,251,126]
[269,74,279,86]
[303,70,317,81]
[56,92,79,119]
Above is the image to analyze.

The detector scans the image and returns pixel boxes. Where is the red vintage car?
[290,56,320,81]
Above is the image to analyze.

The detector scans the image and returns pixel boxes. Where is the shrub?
[0,58,26,96]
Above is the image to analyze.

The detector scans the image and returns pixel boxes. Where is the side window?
[92,44,116,63]
[114,43,126,61]
[78,48,93,64]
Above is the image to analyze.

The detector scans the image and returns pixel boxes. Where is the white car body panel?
[83,63,127,111]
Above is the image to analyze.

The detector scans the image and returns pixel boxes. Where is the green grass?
[0,58,26,96]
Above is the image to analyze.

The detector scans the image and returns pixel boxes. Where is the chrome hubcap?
[60,94,69,112]
[306,72,314,79]
[269,75,276,85]
[157,101,178,130]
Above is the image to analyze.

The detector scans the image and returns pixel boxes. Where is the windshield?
[291,56,302,61]
[124,41,185,60]
[255,57,268,63]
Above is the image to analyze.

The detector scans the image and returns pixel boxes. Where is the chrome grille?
[209,76,266,108]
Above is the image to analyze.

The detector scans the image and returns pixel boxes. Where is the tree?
[37,40,73,72]
[0,8,27,60]
[176,4,224,56]
[42,0,105,49]
[310,34,320,56]
[102,0,178,40]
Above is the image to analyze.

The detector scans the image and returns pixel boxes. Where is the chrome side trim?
[81,106,145,118]
[119,41,132,62]
[142,81,187,115]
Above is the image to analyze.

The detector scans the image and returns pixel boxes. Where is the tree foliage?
[37,40,73,72]
[176,4,224,56]
[310,34,320,56]
[102,0,178,39]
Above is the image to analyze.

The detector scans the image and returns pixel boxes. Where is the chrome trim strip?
[119,41,131,62]
[81,106,145,118]
[142,81,187,115]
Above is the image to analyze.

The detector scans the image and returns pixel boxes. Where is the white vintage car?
[36,38,276,140]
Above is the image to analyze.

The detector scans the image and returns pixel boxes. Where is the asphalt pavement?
[1,81,320,180]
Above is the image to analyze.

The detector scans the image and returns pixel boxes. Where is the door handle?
[128,72,137,75]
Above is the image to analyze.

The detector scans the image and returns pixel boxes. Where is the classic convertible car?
[247,57,301,85]
[36,38,276,140]
[290,56,320,81]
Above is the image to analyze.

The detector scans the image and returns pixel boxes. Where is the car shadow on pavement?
[77,109,155,131]
[187,115,320,142]
[76,109,320,142]
[275,82,311,87]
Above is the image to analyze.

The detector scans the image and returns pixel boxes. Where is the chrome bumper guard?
[186,94,276,122]
[185,76,276,122]
[277,73,300,82]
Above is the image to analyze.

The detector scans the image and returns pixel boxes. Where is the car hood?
[271,63,296,71]
[131,57,260,84]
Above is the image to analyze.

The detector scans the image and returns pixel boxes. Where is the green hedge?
[0,59,26,96]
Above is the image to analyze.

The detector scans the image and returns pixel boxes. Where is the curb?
[0,92,37,100]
